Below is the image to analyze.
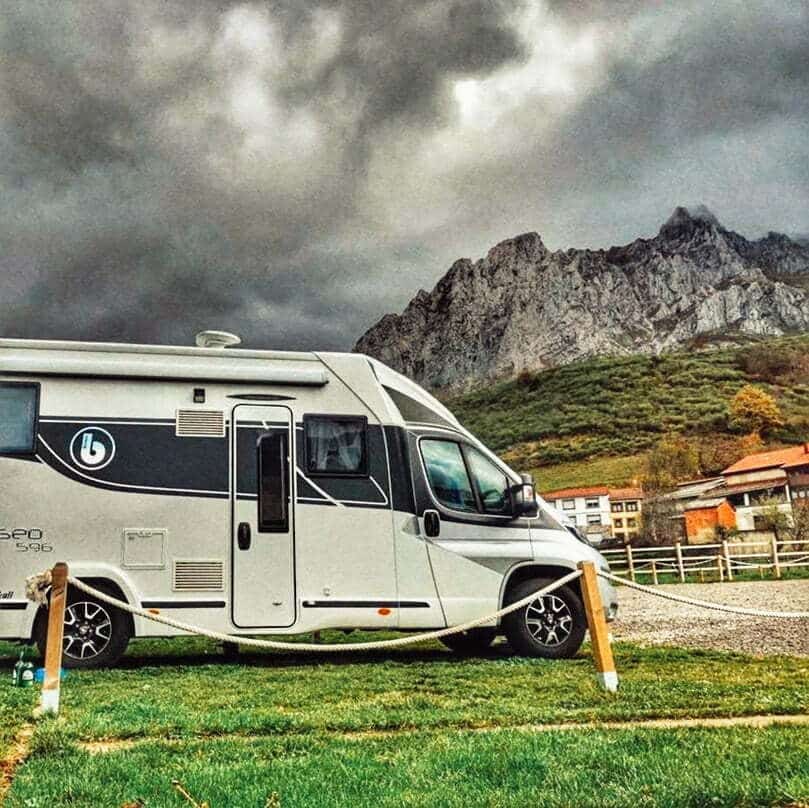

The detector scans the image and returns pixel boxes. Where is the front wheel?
[440,627,497,655]
[36,586,131,669]
[502,577,586,659]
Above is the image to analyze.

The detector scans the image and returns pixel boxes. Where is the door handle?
[237,522,252,550]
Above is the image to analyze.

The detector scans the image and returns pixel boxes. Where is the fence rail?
[601,538,809,584]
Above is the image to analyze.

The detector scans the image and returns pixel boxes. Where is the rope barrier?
[598,570,809,618]
[63,570,584,652]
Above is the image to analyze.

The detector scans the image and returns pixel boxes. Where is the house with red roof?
[540,486,612,544]
[716,443,809,532]
[540,485,645,544]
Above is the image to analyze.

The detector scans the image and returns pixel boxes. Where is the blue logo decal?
[69,427,116,471]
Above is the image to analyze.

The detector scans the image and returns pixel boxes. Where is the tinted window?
[466,446,512,515]
[0,384,38,454]
[304,416,367,475]
[258,432,288,532]
[420,439,477,512]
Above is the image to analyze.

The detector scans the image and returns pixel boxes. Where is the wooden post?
[41,562,68,716]
[651,559,659,586]
[771,535,781,580]
[717,553,724,582]
[722,540,734,582]
[626,545,635,582]
[675,541,685,583]
[578,561,618,693]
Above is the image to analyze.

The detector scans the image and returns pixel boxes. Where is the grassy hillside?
[445,334,809,489]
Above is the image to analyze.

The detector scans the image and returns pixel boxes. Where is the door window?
[420,439,477,512]
[0,383,39,454]
[258,432,289,532]
[466,446,512,515]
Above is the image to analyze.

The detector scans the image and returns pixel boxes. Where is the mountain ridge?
[354,206,809,391]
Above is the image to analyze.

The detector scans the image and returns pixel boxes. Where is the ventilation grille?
[176,409,225,438]
[173,560,225,592]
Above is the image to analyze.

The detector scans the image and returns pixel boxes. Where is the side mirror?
[423,509,441,538]
[511,473,538,517]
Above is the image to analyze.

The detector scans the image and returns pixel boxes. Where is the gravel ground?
[612,579,809,656]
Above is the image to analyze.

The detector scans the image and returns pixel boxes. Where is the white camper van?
[0,332,617,667]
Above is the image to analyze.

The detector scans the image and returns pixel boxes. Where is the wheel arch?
[499,561,583,611]
[30,572,136,643]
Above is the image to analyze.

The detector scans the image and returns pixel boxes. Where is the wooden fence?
[600,538,809,584]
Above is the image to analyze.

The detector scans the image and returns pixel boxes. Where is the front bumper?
[599,574,619,622]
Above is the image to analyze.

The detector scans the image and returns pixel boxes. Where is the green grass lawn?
[1,636,808,806]
[8,726,809,808]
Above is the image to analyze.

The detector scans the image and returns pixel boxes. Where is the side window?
[466,447,512,515]
[420,439,477,512]
[304,415,368,476]
[0,383,39,454]
[258,432,289,532]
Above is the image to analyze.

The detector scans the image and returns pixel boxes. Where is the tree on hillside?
[639,434,700,546]
[643,433,700,493]
[729,385,784,435]
[698,432,764,476]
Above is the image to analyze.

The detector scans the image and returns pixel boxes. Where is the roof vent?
[195,330,241,349]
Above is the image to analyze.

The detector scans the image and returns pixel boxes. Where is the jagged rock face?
[354,207,809,391]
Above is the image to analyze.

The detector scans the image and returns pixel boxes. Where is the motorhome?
[0,332,617,667]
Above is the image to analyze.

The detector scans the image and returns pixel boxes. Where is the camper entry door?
[231,404,296,628]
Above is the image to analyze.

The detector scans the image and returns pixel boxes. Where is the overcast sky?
[1,0,807,350]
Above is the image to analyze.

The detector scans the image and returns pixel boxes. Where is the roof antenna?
[195,330,242,349]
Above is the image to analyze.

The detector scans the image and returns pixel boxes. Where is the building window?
[0,383,39,455]
[585,497,600,509]
[613,518,624,528]
[562,499,575,510]
[586,514,601,525]
[626,501,639,512]
[304,415,367,476]
[611,502,624,513]
[626,518,637,529]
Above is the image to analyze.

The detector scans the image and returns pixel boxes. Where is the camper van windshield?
[0,383,38,454]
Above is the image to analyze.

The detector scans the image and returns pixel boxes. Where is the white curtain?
[307,420,362,472]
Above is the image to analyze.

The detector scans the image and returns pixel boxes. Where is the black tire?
[502,577,586,659]
[440,627,497,655]
[36,584,131,669]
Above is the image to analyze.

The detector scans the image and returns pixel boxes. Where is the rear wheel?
[502,577,586,659]
[36,585,131,669]
[440,627,497,655]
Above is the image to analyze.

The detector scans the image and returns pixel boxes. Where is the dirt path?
[0,725,33,806]
[613,578,809,656]
[77,713,809,754]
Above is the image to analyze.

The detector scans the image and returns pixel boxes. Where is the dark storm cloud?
[430,1,809,251]
[0,0,526,348]
[0,0,807,350]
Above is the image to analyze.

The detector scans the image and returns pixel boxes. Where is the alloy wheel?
[524,594,574,647]
[63,600,113,661]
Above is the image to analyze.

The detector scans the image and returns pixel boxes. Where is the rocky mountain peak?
[485,232,547,266]
[659,204,722,238]
[354,209,809,392]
